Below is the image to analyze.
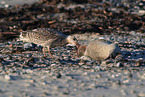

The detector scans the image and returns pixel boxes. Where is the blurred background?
[0,0,145,42]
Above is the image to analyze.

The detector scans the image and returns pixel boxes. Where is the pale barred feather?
[19,28,79,58]
[19,28,68,47]
[84,40,120,60]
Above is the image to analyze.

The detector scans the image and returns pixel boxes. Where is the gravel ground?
[0,32,145,97]
[0,0,145,97]
[0,0,39,8]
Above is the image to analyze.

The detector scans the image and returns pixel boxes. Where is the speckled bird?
[77,40,120,60]
[19,28,80,58]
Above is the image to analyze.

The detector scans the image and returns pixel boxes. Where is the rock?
[135,58,143,66]
[23,43,33,49]
[115,62,124,67]
[25,69,33,73]
[80,56,91,61]
[1,1,6,4]
[120,89,127,96]
[4,4,9,8]
[77,40,121,60]
[138,92,145,97]
[23,43,36,50]
[4,75,21,81]
[4,75,11,81]
[56,73,62,78]
[26,53,32,58]
[138,10,145,16]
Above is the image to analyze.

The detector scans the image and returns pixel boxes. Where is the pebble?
[78,62,84,65]
[1,1,6,4]
[122,79,129,83]
[115,62,124,67]
[43,92,51,96]
[94,66,102,71]
[6,55,13,60]
[56,73,62,78]
[25,69,33,73]
[138,10,145,15]
[138,92,145,97]
[85,61,94,65]
[139,73,145,79]
[4,4,9,8]
[4,75,11,81]
[23,43,34,50]
[0,32,145,97]
[51,63,57,66]
[26,53,32,58]
[62,89,70,95]
[120,89,127,96]
[80,56,91,60]
[96,74,102,78]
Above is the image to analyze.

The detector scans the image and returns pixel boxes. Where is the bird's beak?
[76,43,80,48]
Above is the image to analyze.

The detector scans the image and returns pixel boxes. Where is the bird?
[18,28,80,58]
[77,40,120,60]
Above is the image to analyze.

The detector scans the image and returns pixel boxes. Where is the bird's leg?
[42,47,46,57]
[47,46,54,58]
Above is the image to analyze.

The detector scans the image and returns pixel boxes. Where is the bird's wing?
[31,28,66,40]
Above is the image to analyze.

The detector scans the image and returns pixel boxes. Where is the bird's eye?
[73,38,77,41]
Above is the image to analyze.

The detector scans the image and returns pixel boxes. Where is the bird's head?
[18,31,27,41]
[66,36,80,48]
[77,45,87,57]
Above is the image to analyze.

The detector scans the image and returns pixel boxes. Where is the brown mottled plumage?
[19,28,79,58]
[77,40,120,60]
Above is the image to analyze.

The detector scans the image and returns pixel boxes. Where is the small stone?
[139,73,145,79]
[128,73,133,78]
[41,81,47,85]
[138,92,145,97]
[4,4,9,8]
[0,57,4,61]
[120,89,127,96]
[78,62,84,65]
[125,52,131,56]
[56,73,62,78]
[80,56,91,61]
[111,74,115,78]
[95,66,102,71]
[135,58,143,66]
[23,43,34,50]
[130,90,136,94]
[0,89,5,93]
[4,75,21,80]
[117,80,122,85]
[101,61,107,65]
[115,62,124,67]
[115,54,123,61]
[25,69,33,73]
[43,92,51,96]
[63,89,70,95]
[122,79,129,83]
[138,10,145,15]
[86,61,94,65]
[96,74,102,78]
[51,64,56,66]
[1,1,6,4]
[6,55,12,60]
[26,53,32,58]
[4,75,11,81]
